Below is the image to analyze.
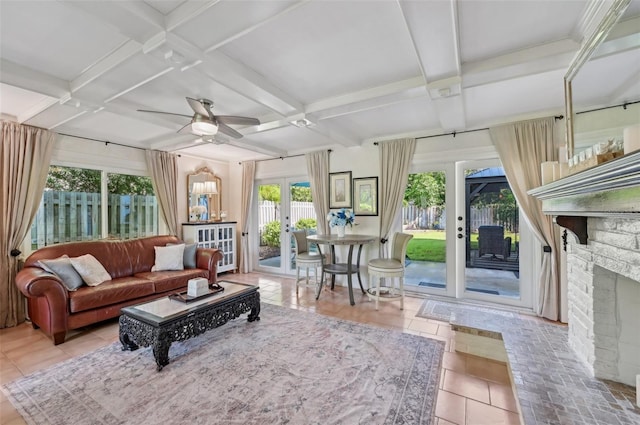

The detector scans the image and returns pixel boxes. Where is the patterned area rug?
[3,303,444,425]
[416,299,515,324]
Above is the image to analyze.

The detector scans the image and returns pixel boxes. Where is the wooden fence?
[258,201,513,241]
[31,191,158,248]
[403,205,516,231]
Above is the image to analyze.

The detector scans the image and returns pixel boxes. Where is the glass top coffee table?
[119,281,260,371]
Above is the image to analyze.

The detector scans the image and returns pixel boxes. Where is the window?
[30,166,158,249]
[107,173,158,239]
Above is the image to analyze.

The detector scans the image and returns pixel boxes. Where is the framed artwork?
[329,171,352,208]
[353,177,378,216]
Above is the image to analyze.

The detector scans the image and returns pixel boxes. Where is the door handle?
[457,234,463,239]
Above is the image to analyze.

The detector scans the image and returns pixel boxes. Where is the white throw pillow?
[151,244,185,272]
[70,254,112,287]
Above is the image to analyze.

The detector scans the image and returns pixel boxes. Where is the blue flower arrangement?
[327,208,355,227]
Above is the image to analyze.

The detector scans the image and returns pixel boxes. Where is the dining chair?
[366,232,413,310]
[292,230,325,295]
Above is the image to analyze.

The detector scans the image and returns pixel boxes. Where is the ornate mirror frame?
[564,0,631,159]
[187,167,222,222]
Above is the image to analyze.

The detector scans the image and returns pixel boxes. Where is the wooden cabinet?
[182,222,237,273]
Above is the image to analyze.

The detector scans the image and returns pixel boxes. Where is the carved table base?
[119,289,260,371]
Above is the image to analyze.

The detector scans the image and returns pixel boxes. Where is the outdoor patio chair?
[478,225,511,260]
[366,232,413,310]
[292,230,325,295]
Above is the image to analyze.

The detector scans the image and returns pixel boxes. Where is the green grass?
[405,230,517,262]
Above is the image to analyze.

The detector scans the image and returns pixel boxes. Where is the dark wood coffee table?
[119,281,260,371]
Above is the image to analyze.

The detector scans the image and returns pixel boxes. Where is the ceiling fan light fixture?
[191,119,218,136]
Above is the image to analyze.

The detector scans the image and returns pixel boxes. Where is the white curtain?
[145,150,179,237]
[239,161,256,273]
[1,121,55,328]
[305,150,330,236]
[490,116,561,320]
[378,138,416,256]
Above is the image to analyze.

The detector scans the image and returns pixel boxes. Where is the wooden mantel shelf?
[528,150,640,244]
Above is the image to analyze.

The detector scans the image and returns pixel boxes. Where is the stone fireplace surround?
[529,151,640,395]
[567,217,640,387]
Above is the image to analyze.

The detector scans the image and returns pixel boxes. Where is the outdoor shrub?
[263,220,281,247]
[295,218,317,230]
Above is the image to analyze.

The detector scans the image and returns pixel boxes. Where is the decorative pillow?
[69,254,112,287]
[167,242,197,269]
[38,255,85,291]
[151,244,185,272]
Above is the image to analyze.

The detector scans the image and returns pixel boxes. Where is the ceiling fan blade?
[186,97,210,117]
[217,122,243,139]
[216,116,260,126]
[137,109,192,119]
[177,122,192,134]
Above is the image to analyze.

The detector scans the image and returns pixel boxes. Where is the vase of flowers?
[190,205,207,221]
[327,208,354,237]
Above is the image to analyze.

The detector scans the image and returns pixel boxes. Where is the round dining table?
[306,233,378,306]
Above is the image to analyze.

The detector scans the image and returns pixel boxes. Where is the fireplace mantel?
[528,151,640,244]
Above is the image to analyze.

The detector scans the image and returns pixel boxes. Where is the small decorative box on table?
[119,281,260,371]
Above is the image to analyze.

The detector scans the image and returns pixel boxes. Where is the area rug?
[3,303,444,425]
[416,298,515,323]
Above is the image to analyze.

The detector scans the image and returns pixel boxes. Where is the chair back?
[390,232,413,264]
[292,230,308,255]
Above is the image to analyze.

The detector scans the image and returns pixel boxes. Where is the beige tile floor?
[0,272,522,425]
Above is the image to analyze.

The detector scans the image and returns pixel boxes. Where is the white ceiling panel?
[0,1,127,81]
[220,1,420,103]
[172,0,299,50]
[59,110,173,145]
[0,83,56,121]
[464,69,566,127]
[458,1,588,64]
[22,102,85,130]
[326,97,440,140]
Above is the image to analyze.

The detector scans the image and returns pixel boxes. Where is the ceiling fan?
[138,97,260,139]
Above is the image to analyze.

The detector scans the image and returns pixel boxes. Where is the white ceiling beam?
[17,97,60,124]
[165,0,221,32]
[204,1,310,52]
[0,59,70,99]
[165,33,303,116]
[398,0,467,130]
[305,76,425,116]
[70,40,142,93]
[61,0,165,43]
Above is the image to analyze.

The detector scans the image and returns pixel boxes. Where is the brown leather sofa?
[16,235,223,345]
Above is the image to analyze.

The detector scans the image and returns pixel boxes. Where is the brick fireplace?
[566,217,640,387]
[529,151,640,392]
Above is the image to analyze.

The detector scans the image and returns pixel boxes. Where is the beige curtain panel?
[305,150,330,236]
[239,160,256,273]
[490,116,561,321]
[378,138,416,257]
[1,121,55,328]
[145,150,180,238]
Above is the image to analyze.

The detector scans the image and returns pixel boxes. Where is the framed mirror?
[564,0,637,159]
[188,167,222,222]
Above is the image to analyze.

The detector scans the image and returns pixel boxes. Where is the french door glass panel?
[255,178,317,275]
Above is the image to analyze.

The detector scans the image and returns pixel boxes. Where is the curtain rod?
[57,132,181,156]
[239,149,332,165]
[372,115,565,144]
[575,99,639,115]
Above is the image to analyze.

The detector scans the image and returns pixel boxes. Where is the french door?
[254,177,317,275]
[404,159,532,309]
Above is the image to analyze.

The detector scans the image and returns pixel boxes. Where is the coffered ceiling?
[1,0,638,162]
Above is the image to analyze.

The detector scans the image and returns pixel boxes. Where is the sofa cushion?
[38,255,85,291]
[167,242,197,269]
[151,244,185,272]
[135,269,208,294]
[69,277,154,313]
[70,254,112,286]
